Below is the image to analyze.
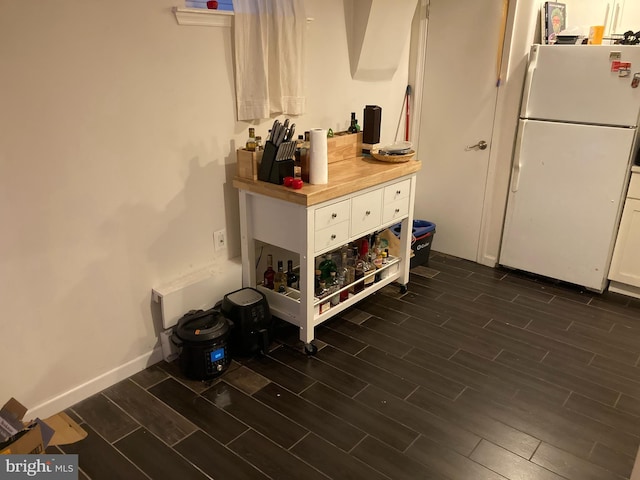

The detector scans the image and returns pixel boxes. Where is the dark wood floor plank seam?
[485,320,595,364]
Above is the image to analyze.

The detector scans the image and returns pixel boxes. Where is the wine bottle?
[263,254,275,290]
[286,259,299,289]
[348,112,358,134]
[274,260,287,293]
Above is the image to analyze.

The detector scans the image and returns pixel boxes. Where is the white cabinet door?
[562,0,611,33]
[609,198,640,286]
[616,0,640,34]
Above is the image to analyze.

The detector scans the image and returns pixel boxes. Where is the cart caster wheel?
[304,343,317,356]
[399,285,408,294]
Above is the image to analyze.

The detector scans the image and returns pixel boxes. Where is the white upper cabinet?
[614,0,640,34]
[558,0,639,36]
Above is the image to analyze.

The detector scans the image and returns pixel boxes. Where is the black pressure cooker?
[171,308,231,380]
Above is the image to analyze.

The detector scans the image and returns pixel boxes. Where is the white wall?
[0,0,411,417]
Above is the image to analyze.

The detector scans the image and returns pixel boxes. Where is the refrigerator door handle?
[510,121,526,193]
[519,46,538,119]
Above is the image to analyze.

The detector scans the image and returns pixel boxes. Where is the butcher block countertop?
[233,156,422,207]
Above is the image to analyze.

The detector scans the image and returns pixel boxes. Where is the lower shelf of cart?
[256,256,401,325]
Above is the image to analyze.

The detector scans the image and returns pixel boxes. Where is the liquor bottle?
[348,246,361,294]
[347,112,360,133]
[360,238,376,288]
[378,251,389,280]
[352,245,366,294]
[246,127,257,151]
[329,271,340,306]
[339,251,349,302]
[255,135,263,151]
[315,270,330,299]
[263,254,275,290]
[286,260,299,289]
[274,260,287,293]
[319,254,337,281]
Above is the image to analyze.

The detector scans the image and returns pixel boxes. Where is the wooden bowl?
[371,150,415,163]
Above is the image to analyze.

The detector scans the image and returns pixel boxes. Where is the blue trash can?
[391,220,436,268]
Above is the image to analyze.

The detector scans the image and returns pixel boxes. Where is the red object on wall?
[207,1,218,8]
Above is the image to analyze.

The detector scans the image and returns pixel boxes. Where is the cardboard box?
[0,398,87,455]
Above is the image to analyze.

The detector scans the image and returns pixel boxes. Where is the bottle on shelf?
[347,112,360,133]
[378,251,389,280]
[339,251,350,302]
[263,254,275,290]
[348,246,361,294]
[360,237,376,288]
[255,135,263,151]
[315,270,330,299]
[286,259,299,290]
[246,127,257,152]
[319,254,337,282]
[274,260,287,293]
[328,271,340,306]
[352,245,365,294]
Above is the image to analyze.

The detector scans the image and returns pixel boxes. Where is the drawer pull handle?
[396,190,401,195]
[331,234,336,240]
[365,210,371,216]
[395,208,400,213]
[331,213,337,218]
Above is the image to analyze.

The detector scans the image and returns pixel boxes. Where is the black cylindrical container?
[171,308,231,380]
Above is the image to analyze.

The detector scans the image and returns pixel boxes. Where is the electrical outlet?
[214,229,226,251]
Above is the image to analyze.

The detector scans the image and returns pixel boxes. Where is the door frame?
[410,0,537,266]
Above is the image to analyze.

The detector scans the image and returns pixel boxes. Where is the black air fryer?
[220,287,272,357]
[171,308,231,380]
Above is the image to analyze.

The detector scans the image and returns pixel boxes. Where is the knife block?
[258,141,294,185]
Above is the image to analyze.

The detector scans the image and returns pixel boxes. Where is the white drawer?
[628,173,640,200]
[384,179,411,203]
[314,221,350,253]
[315,199,351,231]
[383,197,410,224]
[351,189,382,236]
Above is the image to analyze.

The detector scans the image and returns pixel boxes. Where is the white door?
[414,0,506,261]
[500,120,634,291]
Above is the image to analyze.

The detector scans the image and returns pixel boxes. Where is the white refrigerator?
[499,45,640,292]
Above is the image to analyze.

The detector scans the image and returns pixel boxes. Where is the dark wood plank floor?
[55,252,640,479]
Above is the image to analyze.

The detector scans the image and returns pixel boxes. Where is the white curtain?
[233,0,306,121]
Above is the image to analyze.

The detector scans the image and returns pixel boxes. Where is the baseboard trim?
[26,346,164,419]
[608,281,640,300]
